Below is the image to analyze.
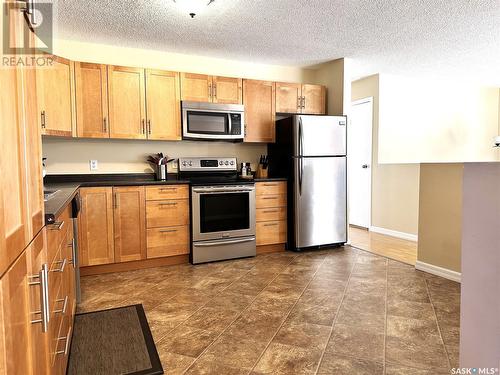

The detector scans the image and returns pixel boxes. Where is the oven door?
[191,185,256,241]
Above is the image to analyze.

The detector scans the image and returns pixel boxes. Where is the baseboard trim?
[415,261,461,283]
[369,226,418,242]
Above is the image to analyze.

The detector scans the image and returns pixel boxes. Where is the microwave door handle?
[228,113,232,135]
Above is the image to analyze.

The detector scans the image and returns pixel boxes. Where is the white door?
[348,98,373,228]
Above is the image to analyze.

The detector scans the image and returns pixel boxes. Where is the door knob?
[362,164,369,169]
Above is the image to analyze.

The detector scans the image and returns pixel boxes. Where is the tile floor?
[79,246,460,374]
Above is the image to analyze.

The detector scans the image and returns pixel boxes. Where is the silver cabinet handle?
[262,209,278,213]
[68,238,76,267]
[53,258,67,273]
[159,187,177,192]
[49,221,64,230]
[297,96,301,110]
[158,202,177,206]
[262,183,278,187]
[159,229,177,233]
[195,237,255,247]
[54,295,68,314]
[264,223,278,227]
[301,96,306,109]
[103,117,107,132]
[114,192,118,209]
[28,263,50,332]
[141,119,145,134]
[208,83,212,99]
[147,119,152,135]
[261,196,277,200]
[55,327,72,356]
[213,83,217,99]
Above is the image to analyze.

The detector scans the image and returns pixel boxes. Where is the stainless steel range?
[179,157,256,264]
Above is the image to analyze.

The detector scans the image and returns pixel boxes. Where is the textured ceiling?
[52,0,500,84]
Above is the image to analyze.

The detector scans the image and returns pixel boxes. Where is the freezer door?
[294,156,347,248]
[293,115,347,157]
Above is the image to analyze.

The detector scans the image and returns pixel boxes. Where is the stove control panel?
[179,157,237,172]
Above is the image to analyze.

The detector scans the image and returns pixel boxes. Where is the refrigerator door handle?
[298,118,304,195]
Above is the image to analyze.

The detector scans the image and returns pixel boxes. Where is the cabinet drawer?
[256,181,286,196]
[256,207,287,222]
[256,194,286,209]
[47,205,71,264]
[147,226,189,258]
[146,199,189,228]
[146,185,189,200]
[256,220,287,246]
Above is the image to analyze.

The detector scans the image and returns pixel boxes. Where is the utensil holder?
[156,165,167,181]
[256,165,268,179]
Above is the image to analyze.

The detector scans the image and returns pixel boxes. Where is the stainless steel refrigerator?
[268,115,347,251]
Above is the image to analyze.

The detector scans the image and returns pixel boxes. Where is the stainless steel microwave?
[181,101,245,141]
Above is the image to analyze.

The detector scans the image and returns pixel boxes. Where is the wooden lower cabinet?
[145,185,190,259]
[113,186,146,262]
[0,251,31,374]
[0,202,76,375]
[79,187,115,266]
[255,181,287,246]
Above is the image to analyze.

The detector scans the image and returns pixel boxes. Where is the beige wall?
[378,75,500,163]
[42,137,266,175]
[417,163,463,272]
[53,39,310,82]
[44,39,319,174]
[351,75,420,235]
[306,58,350,116]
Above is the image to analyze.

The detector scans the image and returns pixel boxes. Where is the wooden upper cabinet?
[146,69,181,140]
[75,62,109,138]
[0,58,28,276]
[78,187,115,266]
[212,76,242,104]
[36,56,74,136]
[302,84,326,114]
[181,74,242,104]
[108,65,146,139]
[0,252,31,374]
[180,73,211,102]
[276,82,302,113]
[113,186,146,263]
[22,60,44,240]
[243,80,276,143]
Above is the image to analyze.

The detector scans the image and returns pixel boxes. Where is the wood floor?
[348,226,417,265]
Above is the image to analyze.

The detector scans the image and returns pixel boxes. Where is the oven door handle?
[194,237,256,247]
[192,188,254,193]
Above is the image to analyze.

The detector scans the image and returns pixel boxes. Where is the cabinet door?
[0,252,31,374]
[302,84,326,114]
[243,80,276,143]
[180,73,212,102]
[79,187,114,266]
[75,62,109,138]
[36,56,74,136]
[276,82,301,113]
[146,69,181,140]
[108,66,146,139]
[113,187,146,263]
[212,76,242,104]
[21,52,44,240]
[27,230,49,375]
[0,56,28,276]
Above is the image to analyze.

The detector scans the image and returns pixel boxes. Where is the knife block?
[256,165,268,179]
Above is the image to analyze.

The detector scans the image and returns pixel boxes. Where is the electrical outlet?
[167,159,178,173]
[89,160,98,171]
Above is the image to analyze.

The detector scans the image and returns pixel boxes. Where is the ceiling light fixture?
[173,0,215,18]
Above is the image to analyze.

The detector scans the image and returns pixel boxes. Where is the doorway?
[348,97,373,229]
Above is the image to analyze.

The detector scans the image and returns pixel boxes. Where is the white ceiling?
[53,0,500,84]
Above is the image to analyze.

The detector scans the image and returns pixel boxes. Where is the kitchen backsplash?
[42,137,267,174]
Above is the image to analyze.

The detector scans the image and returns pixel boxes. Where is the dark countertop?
[44,173,288,224]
